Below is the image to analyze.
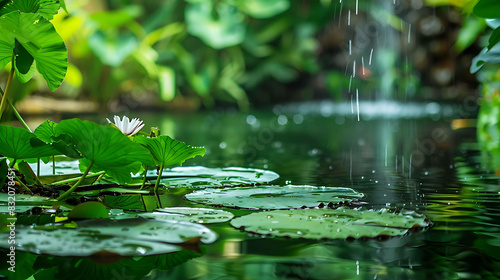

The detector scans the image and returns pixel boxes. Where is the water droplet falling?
[369,48,373,65]
[348,9,351,25]
[356,89,360,121]
[356,0,358,14]
[349,40,352,55]
[353,60,356,77]
[408,23,411,44]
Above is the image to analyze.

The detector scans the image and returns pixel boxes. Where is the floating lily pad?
[0,217,217,257]
[109,207,234,224]
[153,166,280,188]
[230,207,431,240]
[141,207,234,224]
[185,185,364,209]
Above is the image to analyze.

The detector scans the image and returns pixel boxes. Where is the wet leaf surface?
[0,217,217,257]
[185,185,364,209]
[230,207,431,239]
[110,207,234,224]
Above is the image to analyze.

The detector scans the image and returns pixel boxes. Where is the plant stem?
[56,161,94,201]
[140,165,148,190]
[13,172,32,195]
[52,170,105,185]
[9,159,16,169]
[52,156,55,174]
[37,158,40,178]
[0,88,32,132]
[0,52,16,121]
[154,164,164,193]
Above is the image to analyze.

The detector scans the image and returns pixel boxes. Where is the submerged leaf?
[141,207,234,224]
[230,207,431,240]
[185,185,364,209]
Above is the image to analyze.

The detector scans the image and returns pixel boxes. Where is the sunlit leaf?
[158,66,176,101]
[0,125,60,159]
[470,44,500,73]
[0,11,67,90]
[134,135,206,168]
[54,119,155,184]
[186,185,364,209]
[230,207,431,239]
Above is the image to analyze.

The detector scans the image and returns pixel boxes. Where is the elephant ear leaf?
[54,119,155,184]
[134,135,206,168]
[0,125,60,159]
[0,0,60,20]
[0,11,67,91]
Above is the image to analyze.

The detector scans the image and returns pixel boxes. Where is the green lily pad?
[134,135,206,168]
[0,217,217,257]
[141,207,234,224]
[109,207,234,224]
[154,166,280,188]
[0,11,67,90]
[185,185,364,209]
[230,207,431,240]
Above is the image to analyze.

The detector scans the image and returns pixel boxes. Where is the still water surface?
[132,107,497,280]
[10,106,499,279]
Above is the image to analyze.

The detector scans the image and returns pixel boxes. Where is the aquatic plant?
[0,0,68,123]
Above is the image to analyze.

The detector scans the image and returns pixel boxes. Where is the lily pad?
[154,166,280,188]
[109,207,234,224]
[230,207,431,240]
[185,185,364,209]
[0,217,217,257]
[141,207,234,224]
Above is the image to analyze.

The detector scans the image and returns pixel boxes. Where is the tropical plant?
[0,0,67,123]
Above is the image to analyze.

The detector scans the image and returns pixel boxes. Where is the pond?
[2,101,498,280]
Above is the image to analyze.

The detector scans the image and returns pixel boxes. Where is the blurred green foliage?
[34,0,365,110]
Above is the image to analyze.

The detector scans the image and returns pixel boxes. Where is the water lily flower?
[106,115,145,136]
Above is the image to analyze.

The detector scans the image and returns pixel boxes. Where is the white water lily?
[106,115,145,136]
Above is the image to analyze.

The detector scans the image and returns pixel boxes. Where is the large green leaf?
[0,217,217,257]
[134,135,206,168]
[54,119,155,184]
[0,0,60,20]
[185,185,365,209]
[230,207,431,240]
[185,2,245,49]
[34,120,81,159]
[473,0,500,18]
[0,125,60,159]
[0,11,67,90]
